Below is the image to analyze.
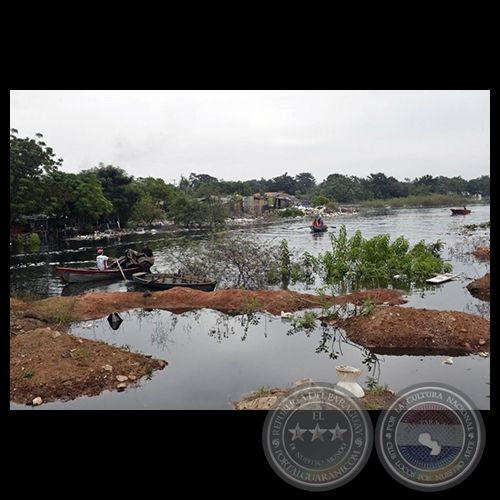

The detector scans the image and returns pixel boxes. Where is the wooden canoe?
[56,264,146,284]
[56,248,154,284]
[310,225,328,233]
[132,271,217,291]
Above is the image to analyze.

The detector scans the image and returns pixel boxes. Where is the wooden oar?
[115,258,127,280]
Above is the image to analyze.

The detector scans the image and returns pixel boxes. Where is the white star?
[288,423,307,441]
[329,423,347,441]
[309,423,327,441]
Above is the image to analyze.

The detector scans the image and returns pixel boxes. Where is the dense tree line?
[10,130,490,233]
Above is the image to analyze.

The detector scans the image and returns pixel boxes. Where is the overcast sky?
[10,90,490,184]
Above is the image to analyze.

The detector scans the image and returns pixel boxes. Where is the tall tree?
[130,193,165,224]
[73,173,113,226]
[269,172,297,194]
[444,176,468,195]
[368,172,403,199]
[168,193,204,228]
[189,173,219,190]
[84,164,139,227]
[318,174,364,203]
[43,170,80,224]
[467,175,490,197]
[134,177,176,212]
[295,172,316,195]
[10,129,62,226]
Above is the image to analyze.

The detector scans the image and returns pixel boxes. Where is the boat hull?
[56,266,145,284]
[132,272,217,291]
[450,209,471,215]
[310,225,328,233]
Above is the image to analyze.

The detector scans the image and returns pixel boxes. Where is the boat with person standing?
[56,248,154,283]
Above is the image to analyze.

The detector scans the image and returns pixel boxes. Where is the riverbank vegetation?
[11,129,489,239]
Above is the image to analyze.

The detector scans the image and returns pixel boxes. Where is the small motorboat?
[450,208,471,215]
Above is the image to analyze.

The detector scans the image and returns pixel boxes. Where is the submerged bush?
[14,234,23,252]
[303,224,450,292]
[28,233,41,252]
[162,225,452,293]
[164,231,282,290]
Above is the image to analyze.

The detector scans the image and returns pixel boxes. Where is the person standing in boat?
[318,217,324,227]
[96,248,109,270]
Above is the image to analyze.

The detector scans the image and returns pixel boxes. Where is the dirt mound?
[467,273,490,302]
[10,324,167,404]
[472,246,490,262]
[336,306,490,355]
[10,283,490,407]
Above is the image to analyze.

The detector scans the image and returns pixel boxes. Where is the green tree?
[218,180,256,196]
[130,193,165,224]
[311,194,331,207]
[84,164,139,227]
[444,176,468,195]
[196,184,228,227]
[134,177,176,213]
[42,170,80,225]
[73,173,113,226]
[269,172,297,194]
[10,129,63,227]
[178,175,192,194]
[467,175,490,197]
[318,174,364,203]
[295,172,316,195]
[189,173,219,190]
[168,193,203,227]
[367,173,403,199]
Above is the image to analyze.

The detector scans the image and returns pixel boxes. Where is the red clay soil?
[10,275,490,407]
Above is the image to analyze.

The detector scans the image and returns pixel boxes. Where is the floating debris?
[426,273,460,284]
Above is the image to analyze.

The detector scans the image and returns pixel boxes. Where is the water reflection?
[18,299,486,410]
[282,314,383,379]
[107,312,123,330]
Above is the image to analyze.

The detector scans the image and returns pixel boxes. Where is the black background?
[15,409,488,493]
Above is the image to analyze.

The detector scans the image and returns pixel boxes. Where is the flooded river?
[10,205,490,410]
